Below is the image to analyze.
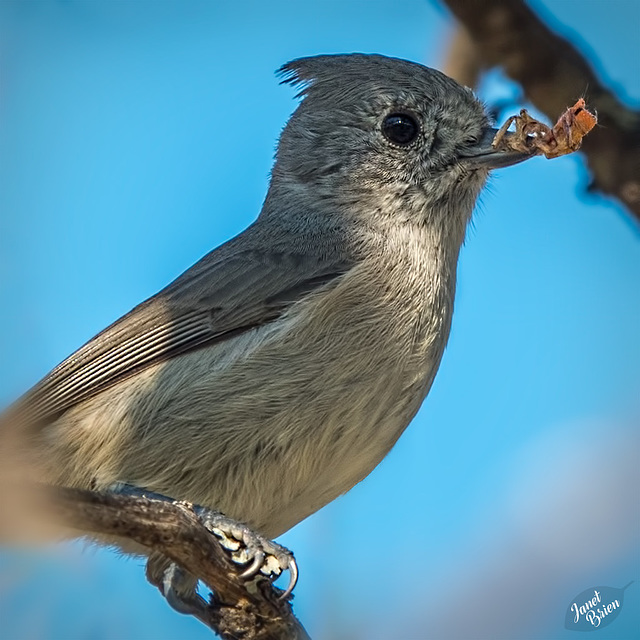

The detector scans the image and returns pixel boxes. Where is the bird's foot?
[149,560,210,624]
[193,505,298,600]
[112,483,298,615]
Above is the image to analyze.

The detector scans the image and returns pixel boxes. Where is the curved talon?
[279,556,298,600]
[240,549,265,579]
[192,505,299,598]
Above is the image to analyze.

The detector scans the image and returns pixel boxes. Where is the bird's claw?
[116,484,299,604]
[194,506,298,599]
[160,563,208,618]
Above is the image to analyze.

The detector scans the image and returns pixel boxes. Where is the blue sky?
[0,1,638,638]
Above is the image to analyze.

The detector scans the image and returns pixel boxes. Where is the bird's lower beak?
[459,127,537,169]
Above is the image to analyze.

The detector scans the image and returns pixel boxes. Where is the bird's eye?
[382,112,419,146]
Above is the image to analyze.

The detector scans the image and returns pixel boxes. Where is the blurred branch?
[441,0,640,222]
[442,24,483,91]
[53,487,309,640]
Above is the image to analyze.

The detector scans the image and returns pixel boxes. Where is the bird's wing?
[19,234,352,425]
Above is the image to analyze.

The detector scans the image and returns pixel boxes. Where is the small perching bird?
[3,53,534,614]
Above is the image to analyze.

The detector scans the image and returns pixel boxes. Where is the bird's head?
[267,53,531,233]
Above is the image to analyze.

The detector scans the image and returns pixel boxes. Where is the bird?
[4,53,533,613]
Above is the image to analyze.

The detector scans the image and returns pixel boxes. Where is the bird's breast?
[206,247,459,535]
[45,237,460,538]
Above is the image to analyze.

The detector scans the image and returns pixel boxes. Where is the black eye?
[382,112,419,146]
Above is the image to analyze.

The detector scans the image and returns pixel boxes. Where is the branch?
[441,0,640,222]
[441,23,484,91]
[52,487,309,640]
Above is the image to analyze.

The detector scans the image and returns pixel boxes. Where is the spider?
[492,98,597,159]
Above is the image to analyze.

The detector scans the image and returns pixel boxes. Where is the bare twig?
[52,487,309,640]
[441,0,640,222]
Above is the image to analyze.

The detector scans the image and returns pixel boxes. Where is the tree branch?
[52,487,309,640]
[441,0,640,222]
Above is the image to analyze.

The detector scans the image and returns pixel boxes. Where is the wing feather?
[17,232,352,425]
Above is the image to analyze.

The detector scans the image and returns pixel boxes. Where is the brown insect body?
[492,98,597,159]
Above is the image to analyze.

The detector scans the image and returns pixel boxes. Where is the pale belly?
[44,264,453,538]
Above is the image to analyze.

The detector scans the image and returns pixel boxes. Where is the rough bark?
[53,487,309,640]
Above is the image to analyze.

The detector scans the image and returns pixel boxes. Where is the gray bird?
[7,54,533,613]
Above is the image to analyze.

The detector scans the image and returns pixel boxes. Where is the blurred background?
[0,1,638,638]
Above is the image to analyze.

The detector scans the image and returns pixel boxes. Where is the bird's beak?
[459,127,537,169]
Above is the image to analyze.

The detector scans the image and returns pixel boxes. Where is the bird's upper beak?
[459,127,537,169]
